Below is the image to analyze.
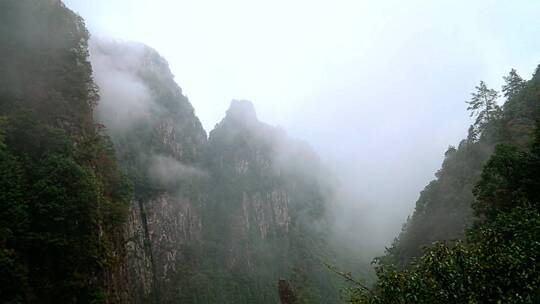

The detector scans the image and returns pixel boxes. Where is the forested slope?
[350,67,540,303]
[0,2,343,303]
[88,28,343,304]
[0,1,132,302]
[381,69,537,268]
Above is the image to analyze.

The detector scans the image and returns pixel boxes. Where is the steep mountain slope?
[193,100,339,303]
[91,40,208,303]
[350,66,540,303]
[0,2,357,302]
[91,40,341,303]
[381,67,540,268]
[0,1,132,302]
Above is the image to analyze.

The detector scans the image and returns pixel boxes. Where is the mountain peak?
[225,99,258,124]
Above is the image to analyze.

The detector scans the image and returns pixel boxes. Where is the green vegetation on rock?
[348,67,540,303]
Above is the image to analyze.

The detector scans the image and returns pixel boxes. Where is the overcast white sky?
[64,0,540,246]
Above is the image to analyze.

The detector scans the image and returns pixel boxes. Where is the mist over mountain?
[1,1,540,303]
[89,38,350,303]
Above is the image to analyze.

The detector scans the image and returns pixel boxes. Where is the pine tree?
[466,81,501,135]
[502,69,526,100]
[466,125,478,142]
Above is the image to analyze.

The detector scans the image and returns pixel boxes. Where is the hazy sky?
[64,0,540,246]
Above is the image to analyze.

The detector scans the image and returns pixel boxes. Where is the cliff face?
[91,41,340,302]
[204,100,294,270]
[91,40,208,303]
[0,1,339,301]
[195,100,337,303]
[126,193,203,303]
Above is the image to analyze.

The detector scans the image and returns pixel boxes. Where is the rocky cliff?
[92,38,340,302]
[196,100,338,303]
[91,40,208,303]
[0,1,341,300]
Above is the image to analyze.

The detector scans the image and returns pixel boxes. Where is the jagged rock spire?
[225,99,258,125]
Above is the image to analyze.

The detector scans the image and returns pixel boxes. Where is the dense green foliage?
[0,1,131,302]
[8,2,539,303]
[349,67,540,303]
[382,67,540,268]
[354,207,540,303]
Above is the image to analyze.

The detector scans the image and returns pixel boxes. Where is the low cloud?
[90,38,155,133]
[149,155,206,186]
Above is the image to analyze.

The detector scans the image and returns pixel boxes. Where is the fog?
[65,0,540,254]
[90,38,208,199]
[149,155,206,185]
[91,40,155,132]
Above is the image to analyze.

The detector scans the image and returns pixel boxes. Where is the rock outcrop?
[92,41,338,303]
[91,40,207,303]
[0,1,340,303]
